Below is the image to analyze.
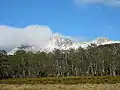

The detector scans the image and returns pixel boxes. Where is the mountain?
[7,44,41,55]
[7,34,120,55]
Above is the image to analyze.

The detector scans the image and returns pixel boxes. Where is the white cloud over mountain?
[0,25,83,51]
[1,25,120,55]
[0,25,53,50]
[75,0,120,7]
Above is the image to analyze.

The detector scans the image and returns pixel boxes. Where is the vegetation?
[0,43,120,80]
[1,83,120,90]
[1,76,120,84]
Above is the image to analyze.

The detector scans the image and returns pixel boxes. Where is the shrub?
[1,76,120,84]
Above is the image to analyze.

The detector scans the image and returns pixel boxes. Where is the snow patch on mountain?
[7,34,120,55]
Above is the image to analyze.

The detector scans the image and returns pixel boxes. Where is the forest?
[0,43,120,79]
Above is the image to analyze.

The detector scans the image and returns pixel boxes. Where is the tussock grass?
[1,76,120,84]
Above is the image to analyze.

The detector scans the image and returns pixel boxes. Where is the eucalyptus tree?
[0,50,11,79]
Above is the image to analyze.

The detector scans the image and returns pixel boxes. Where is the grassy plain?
[1,76,120,84]
[1,76,120,90]
[1,84,120,90]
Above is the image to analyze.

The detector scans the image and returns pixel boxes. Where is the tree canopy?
[0,43,120,79]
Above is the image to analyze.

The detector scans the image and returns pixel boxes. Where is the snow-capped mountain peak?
[45,33,73,51]
[91,37,110,45]
[49,33,72,46]
[7,34,120,55]
[7,44,41,55]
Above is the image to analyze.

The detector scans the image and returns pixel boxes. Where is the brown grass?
[1,76,120,84]
[1,84,120,90]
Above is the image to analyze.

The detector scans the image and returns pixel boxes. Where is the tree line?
[0,43,120,79]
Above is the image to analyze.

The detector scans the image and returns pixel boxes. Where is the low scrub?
[0,76,120,84]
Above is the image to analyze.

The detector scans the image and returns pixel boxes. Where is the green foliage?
[0,43,120,80]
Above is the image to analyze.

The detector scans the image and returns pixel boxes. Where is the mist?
[0,25,53,50]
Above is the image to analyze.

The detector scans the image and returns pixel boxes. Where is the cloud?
[0,25,53,50]
[0,25,86,51]
[74,0,120,7]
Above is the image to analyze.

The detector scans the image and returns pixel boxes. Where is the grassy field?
[1,76,120,84]
[1,84,120,90]
[1,76,120,90]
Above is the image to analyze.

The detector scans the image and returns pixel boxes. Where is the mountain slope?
[7,34,120,55]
